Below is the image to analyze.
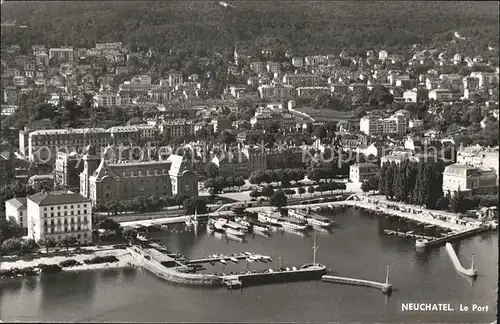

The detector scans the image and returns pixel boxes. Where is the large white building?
[257,84,295,100]
[5,198,28,235]
[27,191,92,244]
[428,89,453,101]
[359,115,407,136]
[283,73,323,88]
[442,164,498,196]
[94,92,121,108]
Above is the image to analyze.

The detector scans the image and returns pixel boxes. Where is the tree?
[249,190,260,199]
[38,236,57,254]
[0,218,21,244]
[436,196,450,210]
[314,126,327,140]
[361,181,371,194]
[449,192,465,213]
[184,197,207,214]
[58,235,78,250]
[206,162,219,178]
[355,106,367,118]
[262,186,274,198]
[0,237,22,255]
[122,228,138,243]
[367,176,379,193]
[307,186,315,196]
[270,189,287,208]
[298,186,306,198]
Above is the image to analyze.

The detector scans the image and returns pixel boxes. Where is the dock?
[445,243,478,277]
[185,253,267,265]
[220,263,327,289]
[322,275,392,293]
[383,229,436,241]
[415,226,489,250]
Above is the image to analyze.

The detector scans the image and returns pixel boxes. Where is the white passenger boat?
[230,257,239,263]
[220,259,227,265]
[258,211,283,225]
[288,209,310,221]
[307,214,334,228]
[280,217,308,231]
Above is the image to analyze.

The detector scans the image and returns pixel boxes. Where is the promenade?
[118,195,469,232]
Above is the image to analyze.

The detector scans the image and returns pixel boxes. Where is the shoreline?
[0,248,139,274]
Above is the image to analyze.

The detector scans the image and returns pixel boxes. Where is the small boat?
[246,258,254,263]
[261,255,272,262]
[244,252,252,256]
[220,259,227,265]
[249,254,261,261]
[230,257,239,263]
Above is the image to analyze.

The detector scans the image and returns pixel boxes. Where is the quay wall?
[445,243,477,277]
[127,247,222,286]
[235,267,326,286]
[416,226,488,249]
[322,275,392,292]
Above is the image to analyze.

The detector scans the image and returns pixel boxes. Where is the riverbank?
[0,248,138,273]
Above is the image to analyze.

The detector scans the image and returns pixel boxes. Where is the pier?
[445,243,478,277]
[185,253,267,265]
[322,266,392,293]
[415,226,489,250]
[383,229,437,241]
[220,263,327,289]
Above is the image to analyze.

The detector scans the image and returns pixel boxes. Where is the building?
[212,117,232,133]
[27,190,92,243]
[211,152,249,178]
[456,145,499,177]
[428,89,453,101]
[359,115,407,136]
[108,126,140,144]
[292,57,303,67]
[5,197,28,235]
[160,119,195,138]
[48,48,75,62]
[296,87,330,98]
[27,128,110,163]
[442,163,498,196]
[28,174,54,191]
[257,84,295,100]
[349,163,379,183]
[283,73,323,88]
[94,92,121,108]
[267,62,281,73]
[54,151,87,191]
[168,71,184,87]
[80,152,197,205]
[250,62,265,74]
[135,124,158,141]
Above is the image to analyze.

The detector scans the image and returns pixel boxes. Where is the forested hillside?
[1,1,498,55]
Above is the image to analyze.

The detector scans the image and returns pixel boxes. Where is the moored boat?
[258,211,283,225]
[280,217,308,231]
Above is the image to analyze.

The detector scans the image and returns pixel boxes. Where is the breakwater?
[445,243,478,277]
[322,275,392,293]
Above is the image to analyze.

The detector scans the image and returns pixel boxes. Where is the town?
[0,1,498,322]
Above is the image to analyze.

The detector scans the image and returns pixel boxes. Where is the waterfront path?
[118,195,468,232]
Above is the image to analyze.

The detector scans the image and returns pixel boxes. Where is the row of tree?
[248,169,306,186]
[379,160,445,209]
[204,176,246,194]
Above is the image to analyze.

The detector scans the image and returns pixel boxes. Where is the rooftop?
[28,190,90,206]
[6,197,27,209]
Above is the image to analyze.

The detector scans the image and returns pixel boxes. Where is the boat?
[226,221,248,233]
[258,210,283,225]
[246,258,255,263]
[214,218,228,231]
[249,220,271,234]
[220,259,227,265]
[249,254,261,261]
[280,217,308,231]
[307,214,334,228]
[244,252,252,256]
[262,255,272,262]
[230,257,239,263]
[224,222,246,238]
[288,209,310,221]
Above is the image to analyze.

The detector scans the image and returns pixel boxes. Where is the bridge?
[445,243,477,277]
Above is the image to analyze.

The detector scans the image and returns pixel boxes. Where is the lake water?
[1,209,497,323]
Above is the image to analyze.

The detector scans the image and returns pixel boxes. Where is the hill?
[1,1,498,56]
